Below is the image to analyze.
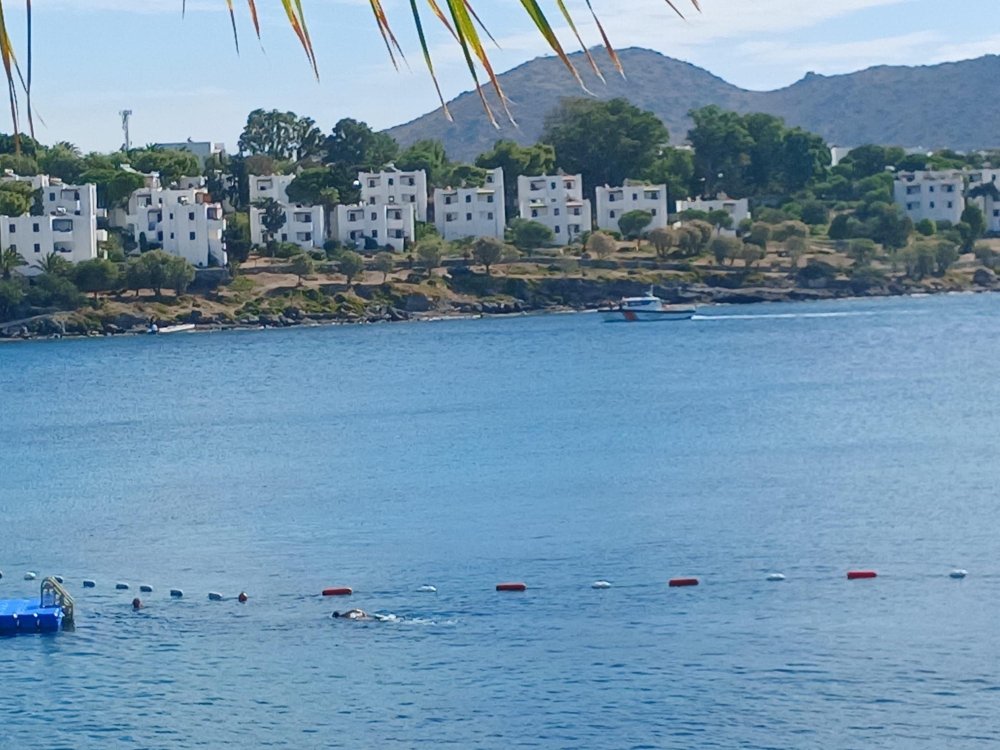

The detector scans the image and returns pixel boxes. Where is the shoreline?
[1,286,994,345]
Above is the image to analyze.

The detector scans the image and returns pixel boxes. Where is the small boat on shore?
[147,323,196,335]
[601,288,696,322]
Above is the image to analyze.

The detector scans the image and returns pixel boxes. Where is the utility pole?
[119,109,133,152]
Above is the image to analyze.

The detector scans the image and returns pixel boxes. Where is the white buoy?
[950,569,968,579]
[208,592,223,601]
[591,580,613,589]
[24,571,36,581]
[82,579,96,588]
[766,573,786,582]
[115,582,129,590]
[169,589,184,598]
[139,585,153,593]
[417,585,437,593]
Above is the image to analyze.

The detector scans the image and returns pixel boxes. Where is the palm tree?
[33,251,71,276]
[0,246,26,280]
[0,2,701,140]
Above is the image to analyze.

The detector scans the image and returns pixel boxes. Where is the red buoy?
[847,570,877,580]
[322,587,353,596]
[668,578,699,587]
[496,582,527,592]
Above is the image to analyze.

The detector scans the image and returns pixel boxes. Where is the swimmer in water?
[332,609,398,622]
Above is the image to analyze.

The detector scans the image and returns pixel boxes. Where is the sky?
[9,0,1000,153]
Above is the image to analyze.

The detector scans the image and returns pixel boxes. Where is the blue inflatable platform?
[0,577,74,635]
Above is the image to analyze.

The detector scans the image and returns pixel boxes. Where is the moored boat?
[601,287,696,322]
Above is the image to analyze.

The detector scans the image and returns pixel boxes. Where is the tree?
[688,105,753,197]
[644,146,695,204]
[472,237,504,275]
[647,227,675,258]
[338,250,365,286]
[325,118,398,169]
[800,200,829,226]
[73,258,120,300]
[416,238,445,274]
[0,277,23,320]
[286,168,339,206]
[0,245,26,279]
[289,253,314,285]
[935,241,960,275]
[848,238,877,265]
[0,182,32,215]
[373,252,394,283]
[586,231,617,260]
[841,144,906,179]
[960,204,986,248]
[238,109,324,162]
[740,243,765,268]
[506,218,554,251]
[39,143,85,183]
[128,251,193,297]
[784,235,808,269]
[542,98,669,191]
[707,209,734,234]
[709,235,741,266]
[223,212,253,264]
[396,140,449,186]
[476,139,555,219]
[744,222,771,250]
[618,210,653,242]
[130,149,200,186]
[33,251,72,276]
[26,272,83,310]
[915,218,937,237]
[254,198,286,250]
[771,220,809,242]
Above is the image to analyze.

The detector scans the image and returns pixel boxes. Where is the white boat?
[602,288,696,322]
[147,323,196,335]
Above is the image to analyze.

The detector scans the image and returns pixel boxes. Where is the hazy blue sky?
[10,0,1000,153]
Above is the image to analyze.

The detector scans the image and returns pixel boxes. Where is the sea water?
[1,293,999,748]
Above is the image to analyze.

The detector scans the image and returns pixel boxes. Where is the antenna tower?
[119,109,133,152]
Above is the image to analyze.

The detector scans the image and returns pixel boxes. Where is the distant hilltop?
[387,48,1000,160]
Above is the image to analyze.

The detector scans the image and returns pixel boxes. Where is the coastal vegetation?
[2,96,1000,338]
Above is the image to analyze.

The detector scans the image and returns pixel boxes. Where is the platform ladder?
[40,577,74,625]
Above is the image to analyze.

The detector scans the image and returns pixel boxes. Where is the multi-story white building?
[595,181,668,233]
[0,173,105,275]
[966,169,1000,233]
[893,171,965,225]
[126,186,226,268]
[359,166,428,223]
[332,203,414,253]
[517,173,592,243]
[675,195,751,232]
[433,167,506,240]
[248,173,325,250]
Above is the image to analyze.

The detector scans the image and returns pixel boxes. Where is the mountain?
[386,48,1000,161]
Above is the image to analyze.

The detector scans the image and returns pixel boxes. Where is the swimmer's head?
[332,611,340,618]
[132,598,142,610]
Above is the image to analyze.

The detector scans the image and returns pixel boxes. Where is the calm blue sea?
[2,293,1000,749]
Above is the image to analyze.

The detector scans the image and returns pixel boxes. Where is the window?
[189,231,196,240]
[372,230,379,238]
[531,210,538,218]
[550,182,556,189]
[8,243,14,252]
[929,186,935,193]
[7,224,13,232]
[368,197,376,205]
[49,192,55,201]
[189,212,195,221]
[169,213,174,220]
[487,213,494,220]
[554,208,560,216]
[487,195,494,203]
[371,213,377,221]
[157,231,163,241]
[170,233,175,240]
[610,210,616,219]
[368,179,376,188]
[388,178,394,186]
[929,201,935,209]
[466,213,472,221]
[609,194,616,202]
[554,225,561,234]
[651,209,657,216]
[633,193,638,200]
[947,202,953,208]
[33,243,40,253]
[281,233,287,242]
[465,195,472,203]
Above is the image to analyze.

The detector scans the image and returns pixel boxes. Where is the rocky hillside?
[387,48,1000,160]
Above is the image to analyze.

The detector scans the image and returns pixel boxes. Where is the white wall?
[359,168,428,223]
[332,203,414,253]
[595,183,668,233]
[1,214,98,275]
[517,173,591,243]
[249,174,295,205]
[966,169,1000,233]
[250,204,325,249]
[127,188,226,267]
[675,197,751,229]
[893,171,965,226]
[434,167,506,240]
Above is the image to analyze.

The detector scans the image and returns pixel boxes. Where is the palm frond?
[0,0,703,148]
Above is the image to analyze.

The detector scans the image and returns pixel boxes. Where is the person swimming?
[332,609,398,622]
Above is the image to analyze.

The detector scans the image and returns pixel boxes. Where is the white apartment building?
[249,174,295,205]
[966,169,1000,233]
[250,204,325,249]
[893,171,965,225]
[359,166,428,223]
[675,196,751,232]
[126,186,226,268]
[248,173,325,250]
[0,173,105,275]
[517,173,592,243]
[595,181,668,233]
[332,203,414,253]
[433,167,506,240]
